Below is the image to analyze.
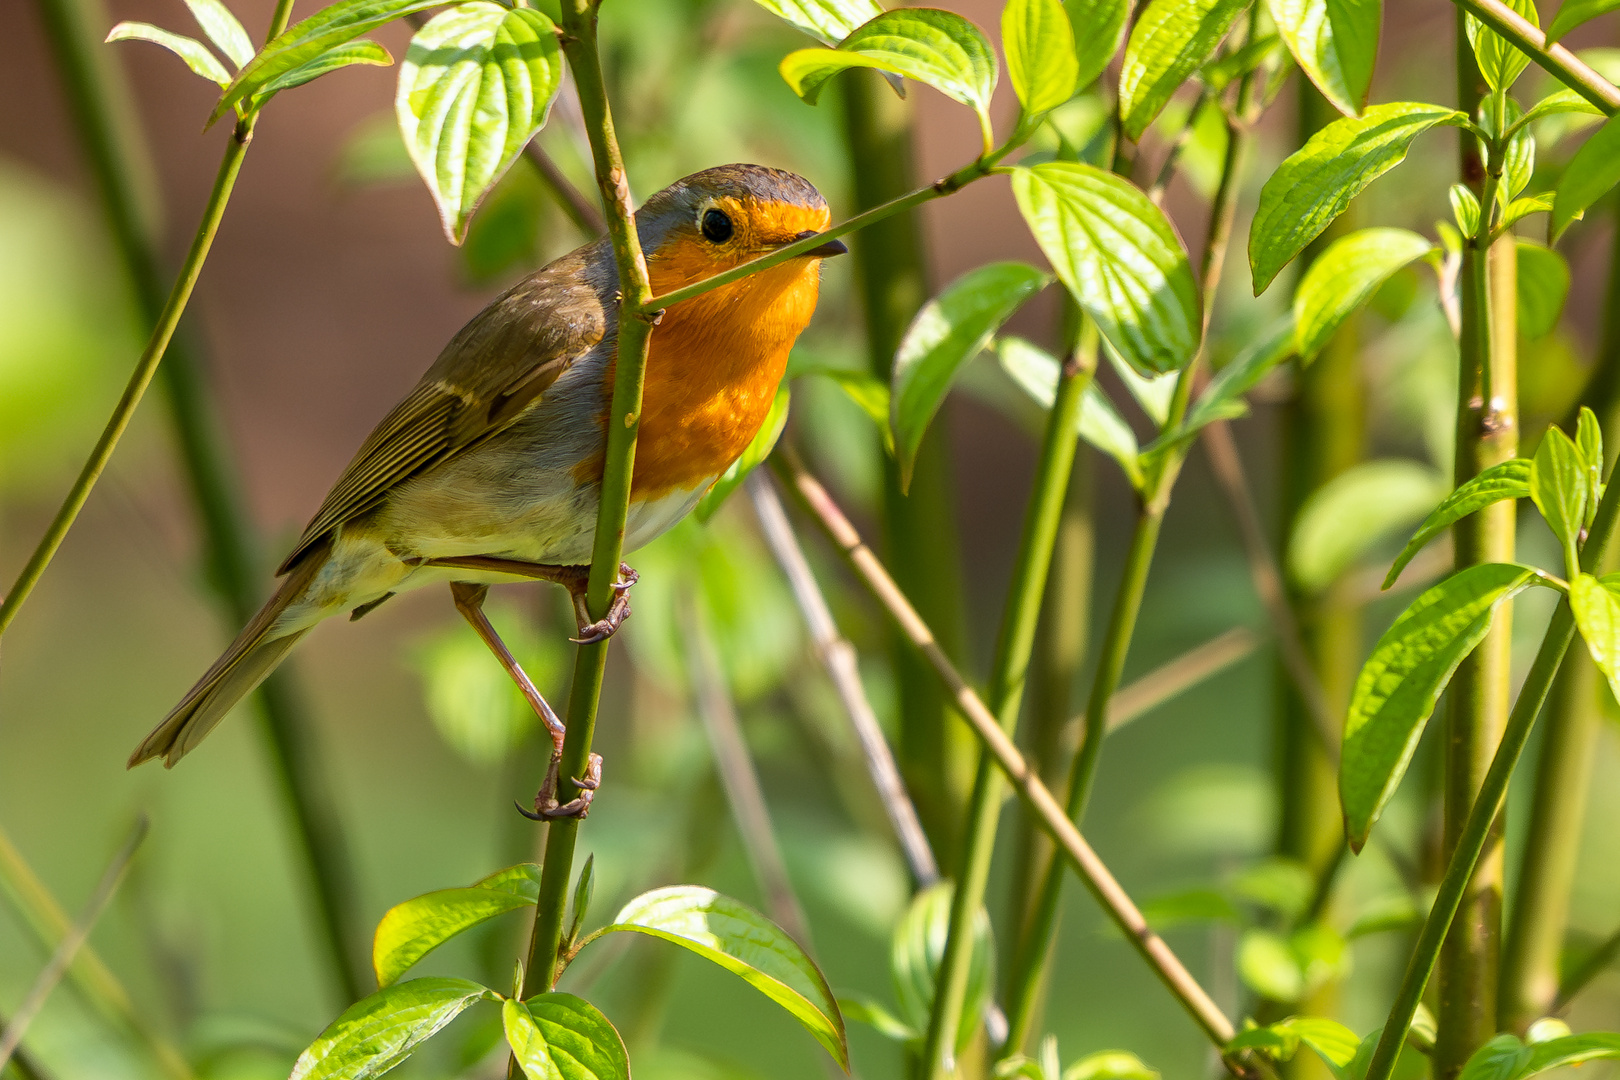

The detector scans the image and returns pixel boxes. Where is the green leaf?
[503,995,629,1080]
[837,994,919,1042]
[1137,887,1243,929]
[1466,0,1539,90]
[1288,460,1450,593]
[1238,929,1304,1001]
[211,0,443,122]
[788,360,893,453]
[1578,406,1603,524]
[1554,114,1620,239]
[1532,424,1587,561]
[779,9,998,134]
[696,385,790,520]
[601,886,848,1068]
[1117,0,1251,140]
[1524,1032,1620,1074]
[478,862,545,900]
[1278,1017,1362,1073]
[1527,1019,1572,1045]
[1012,161,1201,375]
[891,262,1051,490]
[183,0,254,67]
[290,977,496,1080]
[746,0,884,44]
[374,887,534,988]
[1230,858,1315,921]
[1519,87,1604,127]
[1228,1024,1301,1062]
[258,40,391,100]
[1514,241,1568,342]
[566,855,595,950]
[1345,893,1422,938]
[1384,459,1532,588]
[1572,573,1620,703]
[1265,0,1382,117]
[1459,1034,1532,1080]
[397,4,563,245]
[1549,0,1620,41]
[1005,0,1079,116]
[997,335,1144,488]
[1450,183,1482,236]
[1341,563,1543,849]
[1063,1051,1160,1080]
[1294,227,1434,361]
[106,23,233,86]
[891,881,994,1056]
[1067,0,1130,90]
[1250,102,1466,293]
[1183,318,1296,431]
[1501,192,1556,232]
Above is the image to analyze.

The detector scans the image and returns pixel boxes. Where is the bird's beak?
[792,230,849,258]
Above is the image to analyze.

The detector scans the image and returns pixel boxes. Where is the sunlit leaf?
[1572,573,1620,704]
[1250,102,1466,293]
[1578,406,1603,525]
[697,385,790,520]
[1117,0,1250,140]
[1553,114,1620,239]
[891,262,1051,489]
[1512,241,1569,345]
[1266,0,1381,116]
[1005,0,1079,115]
[837,994,919,1042]
[183,0,254,67]
[1519,87,1603,126]
[291,978,496,1080]
[1465,0,1539,90]
[1384,460,1531,588]
[1458,1034,1532,1080]
[600,886,848,1068]
[211,0,442,122]
[1067,0,1130,90]
[1341,563,1543,850]
[779,9,998,135]
[747,0,884,44]
[1238,929,1304,1001]
[374,886,535,988]
[1531,424,1586,560]
[107,22,233,86]
[1064,1051,1160,1080]
[997,335,1144,488]
[1548,0,1620,41]
[1012,162,1201,375]
[1524,1031,1620,1074]
[1501,192,1556,232]
[890,881,994,1055]
[1294,227,1434,361]
[397,4,564,244]
[1288,460,1449,593]
[504,995,629,1080]
[259,40,391,100]
[1183,318,1296,431]
[1450,183,1482,236]
[788,359,893,452]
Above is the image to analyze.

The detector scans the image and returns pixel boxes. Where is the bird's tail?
[129,545,327,769]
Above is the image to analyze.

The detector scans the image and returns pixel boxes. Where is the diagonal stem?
[770,451,1238,1056]
[1451,0,1620,113]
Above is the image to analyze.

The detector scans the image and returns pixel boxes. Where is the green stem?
[509,0,656,1049]
[34,0,365,1004]
[839,70,971,871]
[1362,471,1620,1080]
[0,0,295,637]
[918,328,1097,1079]
[1451,0,1620,113]
[1000,99,1254,1058]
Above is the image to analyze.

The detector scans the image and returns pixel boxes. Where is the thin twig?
[747,473,940,886]
[1452,0,1620,113]
[1199,420,1340,765]
[0,820,148,1072]
[523,144,606,236]
[681,592,813,946]
[771,451,1239,1055]
[1074,626,1260,743]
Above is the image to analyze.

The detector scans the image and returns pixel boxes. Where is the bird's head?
[635,164,847,295]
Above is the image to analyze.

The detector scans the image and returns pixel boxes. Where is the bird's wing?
[277,253,608,573]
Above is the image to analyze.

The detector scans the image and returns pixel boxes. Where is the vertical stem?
[31,0,365,1003]
[839,71,972,869]
[1499,193,1620,1030]
[511,0,655,1049]
[918,329,1097,1080]
[1438,34,1517,1076]
[1000,102,1254,1057]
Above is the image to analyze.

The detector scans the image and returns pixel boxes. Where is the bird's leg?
[448,581,599,819]
[429,556,637,643]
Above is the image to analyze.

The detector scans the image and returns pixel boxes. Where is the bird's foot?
[569,565,638,644]
[518,752,603,820]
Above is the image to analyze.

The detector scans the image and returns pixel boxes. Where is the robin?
[128,163,847,817]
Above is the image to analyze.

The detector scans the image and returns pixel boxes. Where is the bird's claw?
[517,752,603,820]
[569,565,638,643]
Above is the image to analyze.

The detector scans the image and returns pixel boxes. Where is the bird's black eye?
[700,208,733,243]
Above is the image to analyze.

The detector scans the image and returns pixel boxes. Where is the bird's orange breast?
[581,245,822,502]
